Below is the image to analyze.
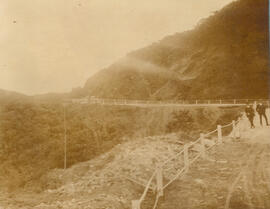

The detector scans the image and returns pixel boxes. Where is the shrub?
[166,110,195,133]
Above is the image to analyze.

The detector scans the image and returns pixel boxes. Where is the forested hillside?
[0,102,240,191]
[84,0,269,100]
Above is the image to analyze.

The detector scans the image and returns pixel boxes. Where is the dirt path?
[154,112,270,209]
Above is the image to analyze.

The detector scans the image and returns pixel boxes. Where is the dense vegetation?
[83,0,269,100]
[0,102,241,191]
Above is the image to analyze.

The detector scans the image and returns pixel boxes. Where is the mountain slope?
[84,0,269,100]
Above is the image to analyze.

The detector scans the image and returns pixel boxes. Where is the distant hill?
[0,89,30,104]
[0,89,69,104]
[84,0,269,100]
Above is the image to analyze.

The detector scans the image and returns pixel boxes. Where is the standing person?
[256,102,269,126]
[245,104,255,128]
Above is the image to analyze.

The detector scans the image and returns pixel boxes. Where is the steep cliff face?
[83,0,269,100]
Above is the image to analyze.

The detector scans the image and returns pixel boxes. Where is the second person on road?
[245,104,255,128]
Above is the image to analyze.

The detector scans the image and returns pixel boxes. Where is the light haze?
[0,0,234,95]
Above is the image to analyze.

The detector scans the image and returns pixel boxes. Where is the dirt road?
[154,113,270,209]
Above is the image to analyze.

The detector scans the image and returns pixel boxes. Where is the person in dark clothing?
[245,104,255,128]
[256,103,269,126]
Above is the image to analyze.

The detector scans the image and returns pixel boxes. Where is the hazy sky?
[0,0,234,95]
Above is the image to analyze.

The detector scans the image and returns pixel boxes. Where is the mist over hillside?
[0,1,269,207]
[84,0,269,100]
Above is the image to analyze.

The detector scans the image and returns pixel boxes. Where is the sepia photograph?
[0,0,269,208]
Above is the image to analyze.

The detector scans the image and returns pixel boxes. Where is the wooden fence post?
[156,163,163,197]
[200,133,206,159]
[184,144,189,172]
[237,117,241,138]
[217,125,222,144]
[232,120,236,139]
[196,100,198,105]
[132,200,141,209]
[233,99,236,104]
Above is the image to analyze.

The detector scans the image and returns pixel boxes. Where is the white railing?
[80,98,270,107]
